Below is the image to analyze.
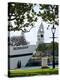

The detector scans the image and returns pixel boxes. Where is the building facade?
[9,45,36,69]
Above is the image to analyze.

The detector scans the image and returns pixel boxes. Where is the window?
[40,29,43,31]
[17,60,21,68]
[13,46,28,50]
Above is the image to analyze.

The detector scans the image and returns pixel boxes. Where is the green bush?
[9,68,58,77]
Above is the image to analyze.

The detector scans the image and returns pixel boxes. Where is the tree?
[36,43,47,52]
[8,2,37,31]
[10,35,28,46]
[38,4,59,25]
[36,42,58,56]
[8,3,59,32]
[47,42,58,56]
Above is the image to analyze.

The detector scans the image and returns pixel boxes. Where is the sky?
[10,19,59,45]
[10,4,59,45]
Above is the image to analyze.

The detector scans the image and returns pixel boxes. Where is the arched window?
[17,60,21,68]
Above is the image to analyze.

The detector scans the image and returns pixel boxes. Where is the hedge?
[8,68,58,77]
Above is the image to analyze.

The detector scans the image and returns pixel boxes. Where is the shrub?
[9,68,58,77]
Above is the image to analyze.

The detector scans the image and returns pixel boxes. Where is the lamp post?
[51,24,56,68]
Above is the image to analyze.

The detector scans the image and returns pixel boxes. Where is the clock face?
[41,34,43,38]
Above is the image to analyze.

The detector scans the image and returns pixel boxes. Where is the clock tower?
[37,23,44,47]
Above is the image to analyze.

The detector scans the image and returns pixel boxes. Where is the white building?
[9,45,36,69]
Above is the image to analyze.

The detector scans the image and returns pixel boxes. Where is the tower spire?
[38,22,44,33]
[37,22,44,47]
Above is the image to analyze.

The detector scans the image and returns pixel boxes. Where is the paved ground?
[20,65,58,70]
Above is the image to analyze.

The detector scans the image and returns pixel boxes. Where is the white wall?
[9,45,36,69]
[10,55,32,69]
[10,45,36,55]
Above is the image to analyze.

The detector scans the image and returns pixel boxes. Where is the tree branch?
[8,17,16,21]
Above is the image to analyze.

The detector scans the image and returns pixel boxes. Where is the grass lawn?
[8,68,58,77]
